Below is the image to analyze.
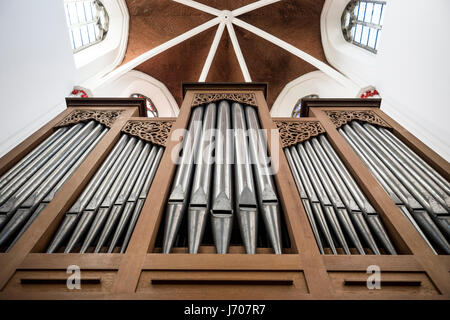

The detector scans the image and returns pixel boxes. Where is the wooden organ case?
[0,84,448,300]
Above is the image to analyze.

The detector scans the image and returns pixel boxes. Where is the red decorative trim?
[360,89,379,99]
[71,89,89,98]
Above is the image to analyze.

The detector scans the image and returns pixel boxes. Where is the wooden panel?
[136,271,308,299]
[18,254,122,270]
[328,271,439,296]
[143,253,302,271]
[323,255,424,272]
[4,270,116,293]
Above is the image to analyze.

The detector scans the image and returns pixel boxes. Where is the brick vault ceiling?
[122,0,327,108]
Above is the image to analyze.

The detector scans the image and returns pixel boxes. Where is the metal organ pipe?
[162,107,204,254]
[63,136,139,253]
[287,145,337,254]
[283,133,397,255]
[284,147,325,254]
[211,101,234,254]
[46,134,130,253]
[245,106,282,254]
[340,121,450,254]
[46,133,163,254]
[232,102,259,254]
[188,103,216,253]
[316,135,396,254]
[309,137,371,255]
[297,142,351,254]
[0,121,107,251]
[119,146,164,253]
[160,100,286,254]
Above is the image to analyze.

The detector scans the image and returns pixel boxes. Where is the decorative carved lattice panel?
[57,109,123,128]
[324,110,390,129]
[274,120,326,148]
[121,120,175,147]
[192,93,257,107]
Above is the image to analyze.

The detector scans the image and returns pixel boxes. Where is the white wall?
[0,0,75,157]
[376,0,450,161]
[322,0,450,161]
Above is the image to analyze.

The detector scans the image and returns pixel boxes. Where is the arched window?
[64,0,109,53]
[130,93,159,118]
[292,94,319,118]
[341,1,386,53]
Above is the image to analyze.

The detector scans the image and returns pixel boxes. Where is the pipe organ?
[0,85,448,300]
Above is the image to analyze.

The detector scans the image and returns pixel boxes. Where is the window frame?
[130,93,159,118]
[292,94,319,118]
[64,0,109,53]
[341,0,386,54]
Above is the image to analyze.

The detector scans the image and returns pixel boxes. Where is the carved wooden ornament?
[274,120,326,148]
[324,110,390,129]
[122,120,175,147]
[57,109,123,128]
[192,93,257,107]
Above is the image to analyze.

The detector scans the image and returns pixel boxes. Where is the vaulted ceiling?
[123,0,327,107]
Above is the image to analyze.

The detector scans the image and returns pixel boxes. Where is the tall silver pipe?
[0,127,68,190]
[318,135,396,255]
[297,143,350,254]
[0,121,96,231]
[284,148,324,254]
[46,134,129,253]
[6,203,48,252]
[411,210,450,254]
[304,140,360,254]
[0,123,106,246]
[310,137,378,254]
[245,106,282,254]
[162,107,204,253]
[21,124,106,210]
[340,126,420,210]
[118,145,164,253]
[232,102,258,254]
[351,121,448,215]
[369,125,450,203]
[62,136,137,253]
[350,122,450,245]
[120,200,145,253]
[0,123,84,207]
[42,127,109,203]
[341,123,447,254]
[290,145,337,254]
[378,127,450,196]
[397,205,438,255]
[188,103,216,254]
[79,139,144,253]
[211,101,234,254]
[364,124,450,240]
[362,123,449,212]
[94,143,151,253]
